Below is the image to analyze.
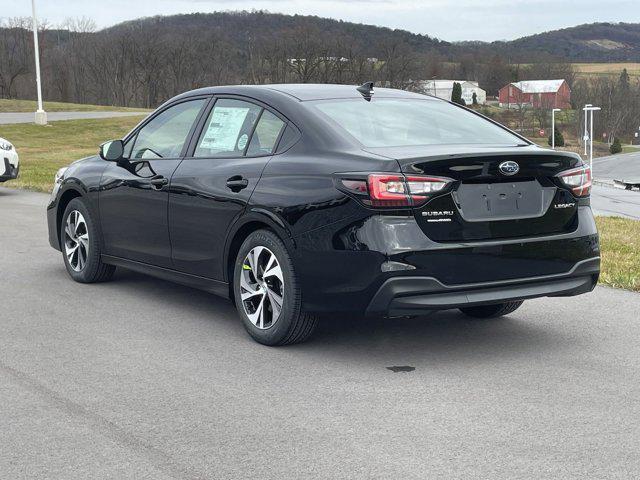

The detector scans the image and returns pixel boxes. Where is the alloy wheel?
[240,246,284,329]
[64,210,89,272]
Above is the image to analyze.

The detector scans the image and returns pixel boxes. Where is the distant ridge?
[103,13,640,62]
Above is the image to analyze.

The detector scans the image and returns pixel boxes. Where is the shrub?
[610,137,622,154]
[548,126,565,147]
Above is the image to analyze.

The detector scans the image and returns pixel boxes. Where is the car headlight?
[54,167,68,184]
[0,141,13,151]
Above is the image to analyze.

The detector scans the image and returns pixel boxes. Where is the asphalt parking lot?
[1,188,639,479]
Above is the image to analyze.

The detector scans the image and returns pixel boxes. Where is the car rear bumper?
[0,157,19,182]
[294,206,600,314]
[366,256,599,316]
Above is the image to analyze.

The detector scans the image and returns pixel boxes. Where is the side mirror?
[99,140,124,161]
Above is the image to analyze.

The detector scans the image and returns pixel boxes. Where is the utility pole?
[31,0,47,125]
[584,106,601,172]
[551,108,561,150]
[583,104,592,156]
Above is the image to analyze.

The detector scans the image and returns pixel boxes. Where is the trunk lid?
[365,145,584,242]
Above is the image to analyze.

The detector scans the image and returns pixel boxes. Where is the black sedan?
[47,83,600,345]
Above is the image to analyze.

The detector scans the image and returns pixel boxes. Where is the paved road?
[591,185,640,220]
[593,151,640,183]
[0,111,148,124]
[590,151,640,219]
[1,188,639,479]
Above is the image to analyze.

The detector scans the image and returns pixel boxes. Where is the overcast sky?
[3,0,639,41]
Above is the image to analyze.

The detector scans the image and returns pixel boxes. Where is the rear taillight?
[367,174,410,207]
[404,176,451,205]
[557,166,591,197]
[339,174,452,207]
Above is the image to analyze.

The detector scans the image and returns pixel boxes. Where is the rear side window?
[312,98,523,147]
[194,99,261,158]
[130,99,205,159]
[246,110,286,156]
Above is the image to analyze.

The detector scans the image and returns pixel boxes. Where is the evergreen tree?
[548,126,565,147]
[610,137,622,154]
[451,82,465,106]
[619,68,630,92]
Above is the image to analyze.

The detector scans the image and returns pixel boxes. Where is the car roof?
[257,84,433,101]
[174,83,435,102]
[159,84,445,153]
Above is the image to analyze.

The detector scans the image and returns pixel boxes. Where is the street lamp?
[583,104,592,156]
[31,0,47,125]
[431,76,437,99]
[551,108,561,150]
[584,106,601,170]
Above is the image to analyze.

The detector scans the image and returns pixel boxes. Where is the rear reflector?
[340,174,452,207]
[557,166,591,197]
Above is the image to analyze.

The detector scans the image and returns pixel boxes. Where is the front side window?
[312,98,524,148]
[194,99,262,158]
[130,99,206,159]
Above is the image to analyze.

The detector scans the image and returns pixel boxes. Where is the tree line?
[0,13,576,106]
[1,12,638,142]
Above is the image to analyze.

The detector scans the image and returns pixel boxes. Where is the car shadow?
[300,310,565,365]
[102,268,567,364]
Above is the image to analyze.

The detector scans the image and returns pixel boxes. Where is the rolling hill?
[103,13,640,62]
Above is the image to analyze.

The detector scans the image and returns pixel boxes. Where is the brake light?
[340,174,452,207]
[367,174,410,206]
[558,166,591,197]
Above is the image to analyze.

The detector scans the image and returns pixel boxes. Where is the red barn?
[498,79,571,109]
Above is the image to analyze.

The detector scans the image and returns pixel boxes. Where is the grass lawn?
[0,99,150,113]
[596,216,640,292]
[621,145,640,154]
[1,116,145,192]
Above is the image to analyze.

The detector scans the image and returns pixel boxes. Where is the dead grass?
[572,62,640,78]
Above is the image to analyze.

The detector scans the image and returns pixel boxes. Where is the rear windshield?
[311,98,524,147]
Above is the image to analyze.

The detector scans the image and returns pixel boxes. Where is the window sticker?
[200,107,250,152]
[237,133,249,151]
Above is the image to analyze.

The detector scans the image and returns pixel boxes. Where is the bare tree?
[0,18,32,99]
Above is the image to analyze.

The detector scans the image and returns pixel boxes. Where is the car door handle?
[226,176,249,191]
[149,175,168,190]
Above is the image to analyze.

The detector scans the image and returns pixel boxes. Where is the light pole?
[584,106,601,170]
[583,104,592,156]
[551,108,561,149]
[31,0,47,125]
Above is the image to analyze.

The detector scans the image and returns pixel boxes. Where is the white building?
[417,80,486,105]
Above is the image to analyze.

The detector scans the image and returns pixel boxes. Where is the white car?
[0,137,19,182]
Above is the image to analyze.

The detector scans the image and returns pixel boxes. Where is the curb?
[593,179,640,192]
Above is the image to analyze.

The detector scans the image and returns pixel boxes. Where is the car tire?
[60,197,115,283]
[459,301,523,319]
[233,229,318,346]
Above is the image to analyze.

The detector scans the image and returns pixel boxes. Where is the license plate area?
[452,180,556,222]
